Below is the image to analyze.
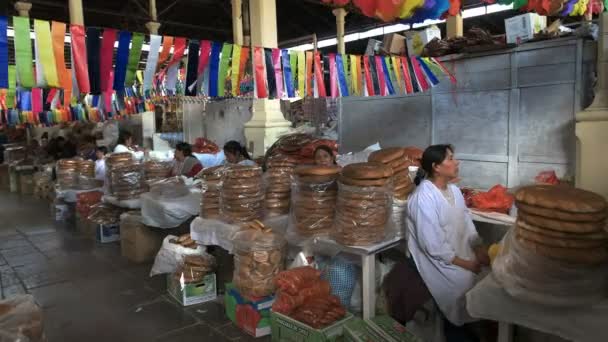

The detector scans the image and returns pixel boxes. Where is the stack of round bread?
[106,153,145,200]
[144,160,172,183]
[514,185,608,264]
[200,166,224,219]
[368,148,415,200]
[265,156,298,217]
[174,254,214,284]
[233,229,286,298]
[77,160,95,178]
[57,159,79,189]
[333,162,393,246]
[221,165,264,223]
[292,165,341,237]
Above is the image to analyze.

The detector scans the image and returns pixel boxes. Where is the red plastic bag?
[470,185,514,214]
[272,280,331,314]
[192,137,219,154]
[534,170,559,185]
[274,266,322,296]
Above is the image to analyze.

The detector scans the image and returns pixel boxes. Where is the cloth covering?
[56,188,103,203]
[189,216,242,253]
[407,180,482,326]
[140,191,200,229]
[113,144,144,161]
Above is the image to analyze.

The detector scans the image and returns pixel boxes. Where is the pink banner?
[272,49,284,98]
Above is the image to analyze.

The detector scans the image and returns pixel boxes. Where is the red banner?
[157,36,174,70]
[305,51,313,97]
[314,52,326,97]
[328,53,338,98]
[253,47,267,98]
[69,25,90,94]
[100,28,117,92]
[363,55,374,96]
[198,40,212,76]
[374,56,387,96]
[237,47,250,95]
[400,56,413,94]
[411,57,429,91]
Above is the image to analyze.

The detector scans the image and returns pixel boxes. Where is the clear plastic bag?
[265,155,297,217]
[333,181,393,246]
[144,160,172,183]
[149,177,190,199]
[173,251,215,284]
[233,229,286,298]
[199,166,225,219]
[391,198,408,239]
[220,165,264,224]
[288,170,339,239]
[492,229,608,307]
[106,154,145,200]
[0,295,44,342]
[86,203,125,225]
[56,159,79,189]
[150,234,209,277]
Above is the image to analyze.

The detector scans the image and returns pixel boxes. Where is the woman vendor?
[223,141,256,166]
[171,142,203,178]
[313,145,337,166]
[407,144,489,340]
[114,131,145,161]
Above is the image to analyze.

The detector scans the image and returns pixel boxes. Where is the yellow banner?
[231,45,242,96]
[297,51,305,97]
[349,55,358,96]
[34,20,59,87]
[392,56,403,94]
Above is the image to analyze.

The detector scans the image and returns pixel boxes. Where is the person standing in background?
[95,147,108,181]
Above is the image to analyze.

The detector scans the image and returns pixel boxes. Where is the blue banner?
[113,31,131,93]
[0,16,7,88]
[381,57,395,95]
[282,50,295,98]
[208,41,222,97]
[335,54,349,97]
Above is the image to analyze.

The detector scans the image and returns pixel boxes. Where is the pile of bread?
[265,155,297,217]
[368,148,416,200]
[106,153,145,200]
[221,165,264,223]
[144,160,172,183]
[233,228,285,298]
[174,254,215,284]
[514,185,608,265]
[199,166,224,219]
[56,159,98,190]
[334,162,393,246]
[291,165,340,237]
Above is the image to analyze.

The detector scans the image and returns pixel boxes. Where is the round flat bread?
[516,224,607,249]
[515,185,607,214]
[295,165,341,176]
[296,174,339,185]
[516,234,608,265]
[516,201,607,222]
[339,176,391,187]
[342,162,393,180]
[368,148,405,164]
[518,211,605,234]
[517,219,608,241]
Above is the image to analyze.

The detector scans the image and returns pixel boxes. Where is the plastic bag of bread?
[233,229,286,298]
[492,229,608,307]
[87,203,125,225]
[274,266,323,295]
[221,165,264,223]
[288,166,340,239]
[144,160,173,183]
[174,252,215,284]
[199,166,225,219]
[106,153,146,200]
[272,279,331,315]
[150,235,209,277]
[149,177,191,199]
[56,159,79,189]
[0,295,44,342]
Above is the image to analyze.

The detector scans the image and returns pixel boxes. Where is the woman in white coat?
[407,144,489,340]
[114,131,145,161]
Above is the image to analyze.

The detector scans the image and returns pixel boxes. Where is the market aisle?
[0,192,266,342]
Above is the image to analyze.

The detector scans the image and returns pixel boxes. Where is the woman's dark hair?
[117,131,132,145]
[224,140,251,160]
[175,142,193,157]
[420,144,454,179]
[313,145,336,164]
[96,146,108,155]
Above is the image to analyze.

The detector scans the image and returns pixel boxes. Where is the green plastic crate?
[270,310,353,342]
[344,316,423,342]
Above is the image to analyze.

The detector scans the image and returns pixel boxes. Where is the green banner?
[125,32,144,86]
[13,17,35,88]
[231,45,241,96]
[218,43,233,97]
[7,65,16,108]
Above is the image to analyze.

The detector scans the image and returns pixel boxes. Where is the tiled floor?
[0,191,270,342]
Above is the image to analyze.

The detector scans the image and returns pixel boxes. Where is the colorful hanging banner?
[297,52,305,97]
[7,65,15,108]
[282,50,295,98]
[125,32,144,86]
[217,43,233,97]
[33,20,59,88]
[349,55,358,96]
[410,56,429,91]
[374,56,387,96]
[157,36,174,70]
[253,47,267,98]
[264,49,276,98]
[400,56,414,94]
[0,16,7,89]
[208,42,222,97]
[363,55,374,96]
[70,24,90,94]
[230,45,241,97]
[13,16,35,88]
[85,27,101,94]
[113,31,132,92]
[185,40,200,96]
[64,68,73,107]
[305,51,313,97]
[238,47,250,95]
[336,54,349,97]
[289,52,297,95]
[197,40,212,94]
[431,57,457,84]
[31,88,42,114]
[368,56,380,95]
[143,34,161,91]
[391,56,403,94]
[51,22,69,93]
[99,28,117,92]
[313,52,326,97]
[272,49,284,99]
[381,57,395,95]
[328,54,338,98]
[417,57,439,86]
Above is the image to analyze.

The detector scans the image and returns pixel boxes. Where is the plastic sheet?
[233,229,286,298]
[0,295,44,342]
[288,170,339,238]
[86,203,125,225]
[199,166,225,219]
[140,191,200,229]
[149,177,191,199]
[336,142,381,167]
[102,195,142,209]
[150,235,209,277]
[333,181,393,246]
[492,229,608,307]
[189,217,242,253]
[144,160,172,183]
[106,153,145,200]
[220,165,264,224]
[391,198,408,239]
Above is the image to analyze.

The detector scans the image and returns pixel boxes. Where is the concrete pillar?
[333,8,348,55]
[68,0,84,25]
[446,14,463,38]
[14,1,32,17]
[576,12,608,199]
[244,0,291,158]
[146,0,161,34]
[232,0,244,46]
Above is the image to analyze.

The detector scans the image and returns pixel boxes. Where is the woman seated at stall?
[313,145,338,166]
[170,142,203,178]
[114,131,145,161]
[223,140,256,166]
[407,144,489,342]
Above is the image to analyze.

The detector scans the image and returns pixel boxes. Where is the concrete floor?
[0,191,270,342]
